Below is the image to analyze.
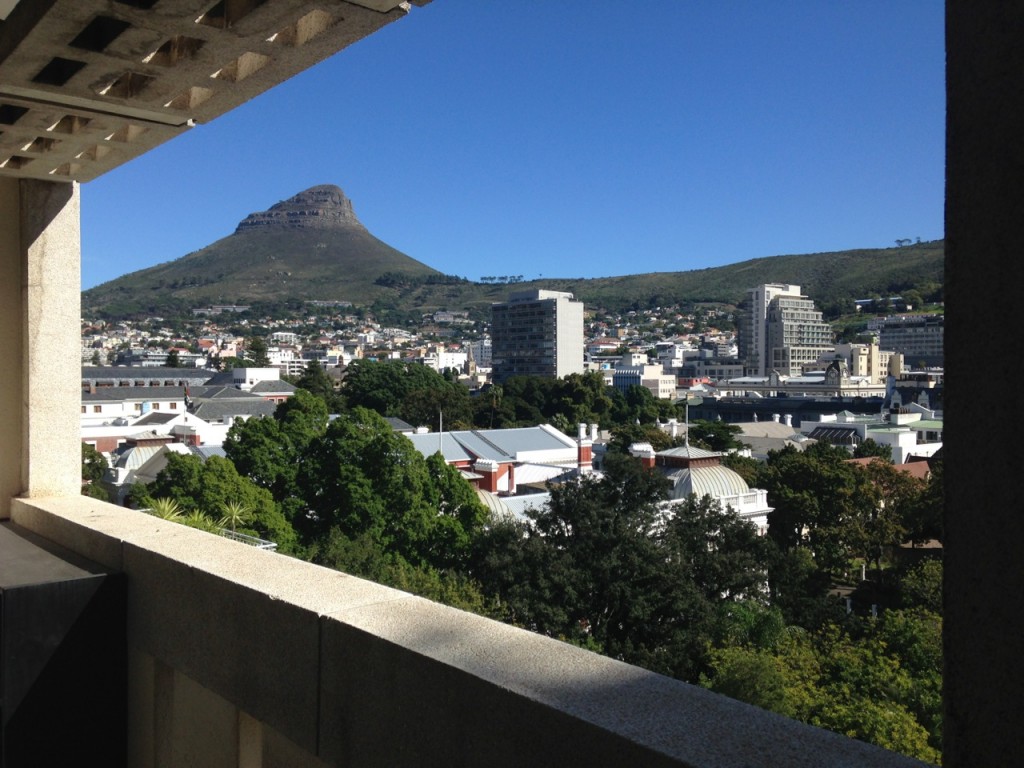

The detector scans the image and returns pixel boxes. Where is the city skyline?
[80,2,944,290]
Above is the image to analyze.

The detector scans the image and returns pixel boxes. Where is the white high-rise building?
[738,284,834,377]
[491,290,585,383]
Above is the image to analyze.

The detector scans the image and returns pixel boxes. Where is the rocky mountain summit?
[235,185,367,233]
[82,184,442,315]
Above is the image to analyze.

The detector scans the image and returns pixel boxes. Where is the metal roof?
[657,445,722,460]
[82,386,185,401]
[665,466,750,501]
[191,399,275,420]
[406,432,475,463]
[406,425,579,465]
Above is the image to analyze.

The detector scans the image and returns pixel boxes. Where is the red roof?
[847,457,931,480]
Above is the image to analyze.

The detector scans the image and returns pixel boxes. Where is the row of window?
[82,401,179,414]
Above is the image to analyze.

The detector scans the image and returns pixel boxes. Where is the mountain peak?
[234,184,367,234]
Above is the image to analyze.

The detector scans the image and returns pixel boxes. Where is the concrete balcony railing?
[9,495,927,768]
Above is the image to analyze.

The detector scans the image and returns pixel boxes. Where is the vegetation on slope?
[84,237,943,321]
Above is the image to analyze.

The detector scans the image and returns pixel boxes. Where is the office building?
[491,290,584,383]
[875,314,944,368]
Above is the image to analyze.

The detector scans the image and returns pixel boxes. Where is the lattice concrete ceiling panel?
[0,0,426,182]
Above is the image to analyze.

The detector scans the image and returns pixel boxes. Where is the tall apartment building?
[738,284,834,377]
[874,314,944,368]
[491,290,585,383]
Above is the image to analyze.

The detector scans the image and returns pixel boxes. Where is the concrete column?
[0,178,24,517]
[0,179,81,514]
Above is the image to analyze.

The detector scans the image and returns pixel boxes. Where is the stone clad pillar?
[0,178,81,516]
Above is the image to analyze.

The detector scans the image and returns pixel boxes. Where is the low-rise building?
[629,443,773,535]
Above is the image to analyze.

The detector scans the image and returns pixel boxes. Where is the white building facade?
[491,290,585,383]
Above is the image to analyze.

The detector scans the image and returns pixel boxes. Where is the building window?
[80,405,86,413]
[170,402,177,410]
[93,405,102,413]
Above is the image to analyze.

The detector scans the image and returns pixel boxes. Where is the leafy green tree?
[295,407,434,552]
[294,360,341,410]
[224,389,329,512]
[342,359,445,414]
[687,419,745,452]
[847,459,924,573]
[852,438,891,461]
[130,453,297,552]
[399,384,473,431]
[423,452,489,569]
[293,408,488,570]
[702,615,942,763]
[606,421,678,454]
[165,349,180,368]
[701,643,801,716]
[722,452,762,487]
[310,529,492,615]
[610,384,662,426]
[907,454,943,544]
[81,443,107,484]
[477,372,621,431]
[760,443,875,576]
[898,558,942,613]
[81,443,111,501]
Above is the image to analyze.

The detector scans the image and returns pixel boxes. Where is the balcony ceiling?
[0,0,427,183]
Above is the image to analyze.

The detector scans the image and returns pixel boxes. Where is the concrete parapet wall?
[12,496,927,768]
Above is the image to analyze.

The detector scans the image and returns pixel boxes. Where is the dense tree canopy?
[129,453,297,552]
[701,610,942,764]
[472,454,771,681]
[342,359,472,429]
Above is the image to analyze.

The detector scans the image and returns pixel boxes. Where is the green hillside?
[352,240,944,319]
[81,185,943,320]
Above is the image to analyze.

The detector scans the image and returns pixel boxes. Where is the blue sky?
[80,1,945,290]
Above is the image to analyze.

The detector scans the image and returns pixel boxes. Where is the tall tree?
[294,360,338,407]
[245,335,270,367]
[81,443,110,500]
[224,389,329,522]
[847,459,925,573]
[293,408,488,569]
[760,443,874,576]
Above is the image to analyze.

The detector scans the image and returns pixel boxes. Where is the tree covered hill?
[82,183,943,319]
